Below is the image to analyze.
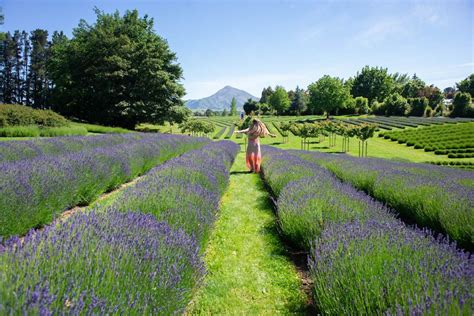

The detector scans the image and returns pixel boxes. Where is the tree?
[383,93,410,116]
[205,109,215,117]
[256,102,273,115]
[456,74,474,98]
[49,9,186,128]
[290,86,307,115]
[354,96,369,114]
[408,97,429,116]
[401,74,426,98]
[222,108,228,116]
[451,92,472,117]
[0,32,16,104]
[29,29,50,109]
[243,98,258,115]
[269,86,290,115]
[230,97,237,116]
[351,66,395,104]
[308,75,350,118]
[259,86,273,104]
[421,85,443,109]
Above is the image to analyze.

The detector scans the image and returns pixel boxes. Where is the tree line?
[0,9,189,128]
[241,68,474,118]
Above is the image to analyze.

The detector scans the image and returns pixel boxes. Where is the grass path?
[187,151,308,315]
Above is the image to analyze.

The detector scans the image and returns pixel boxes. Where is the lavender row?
[260,146,473,314]
[0,210,204,314]
[0,134,208,238]
[0,133,150,162]
[292,150,474,250]
[0,141,239,314]
[110,140,240,246]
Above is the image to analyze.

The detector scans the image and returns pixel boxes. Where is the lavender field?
[0,132,473,314]
[261,146,473,314]
[1,139,238,314]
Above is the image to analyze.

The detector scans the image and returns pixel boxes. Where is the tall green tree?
[456,74,474,98]
[230,97,237,116]
[308,75,350,117]
[29,29,50,109]
[351,66,395,104]
[290,86,307,115]
[401,74,426,98]
[269,86,290,115]
[49,9,186,128]
[0,32,16,104]
[259,86,274,104]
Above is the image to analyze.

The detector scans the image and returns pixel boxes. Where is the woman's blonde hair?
[247,119,271,137]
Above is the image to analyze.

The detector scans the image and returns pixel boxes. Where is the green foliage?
[259,86,274,104]
[354,96,369,114]
[180,119,215,136]
[256,102,274,115]
[383,93,410,116]
[73,123,130,134]
[230,97,237,116]
[308,75,350,117]
[0,104,68,127]
[456,73,474,97]
[401,74,425,98]
[269,86,290,115]
[351,66,395,103]
[451,92,473,117]
[408,97,429,116]
[48,9,186,128]
[370,100,386,115]
[382,122,474,154]
[289,86,307,115]
[243,98,258,115]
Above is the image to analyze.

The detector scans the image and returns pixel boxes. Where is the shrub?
[0,104,68,127]
[407,97,428,116]
[383,93,410,116]
[451,92,472,117]
[354,96,370,114]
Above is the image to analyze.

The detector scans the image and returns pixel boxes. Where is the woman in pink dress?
[235,118,276,173]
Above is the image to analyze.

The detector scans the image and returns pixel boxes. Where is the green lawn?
[187,152,308,315]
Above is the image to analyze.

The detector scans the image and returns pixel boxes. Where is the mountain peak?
[186,86,258,111]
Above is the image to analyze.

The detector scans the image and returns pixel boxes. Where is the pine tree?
[29,29,49,109]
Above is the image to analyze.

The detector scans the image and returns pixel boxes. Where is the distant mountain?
[185,86,259,111]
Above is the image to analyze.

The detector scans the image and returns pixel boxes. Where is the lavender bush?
[111,140,239,245]
[260,146,473,314]
[0,210,204,314]
[310,220,473,315]
[0,133,148,162]
[0,134,208,237]
[293,151,474,250]
[1,140,239,314]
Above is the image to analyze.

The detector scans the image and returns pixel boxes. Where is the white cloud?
[353,1,443,46]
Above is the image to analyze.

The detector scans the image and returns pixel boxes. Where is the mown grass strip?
[188,152,308,315]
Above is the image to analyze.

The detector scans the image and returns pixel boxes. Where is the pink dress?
[246,137,262,173]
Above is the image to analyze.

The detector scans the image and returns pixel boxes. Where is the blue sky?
[1,0,473,99]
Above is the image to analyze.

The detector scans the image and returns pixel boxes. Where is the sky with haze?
[1,0,473,99]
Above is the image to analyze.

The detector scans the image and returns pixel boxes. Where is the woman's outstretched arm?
[234,128,249,134]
